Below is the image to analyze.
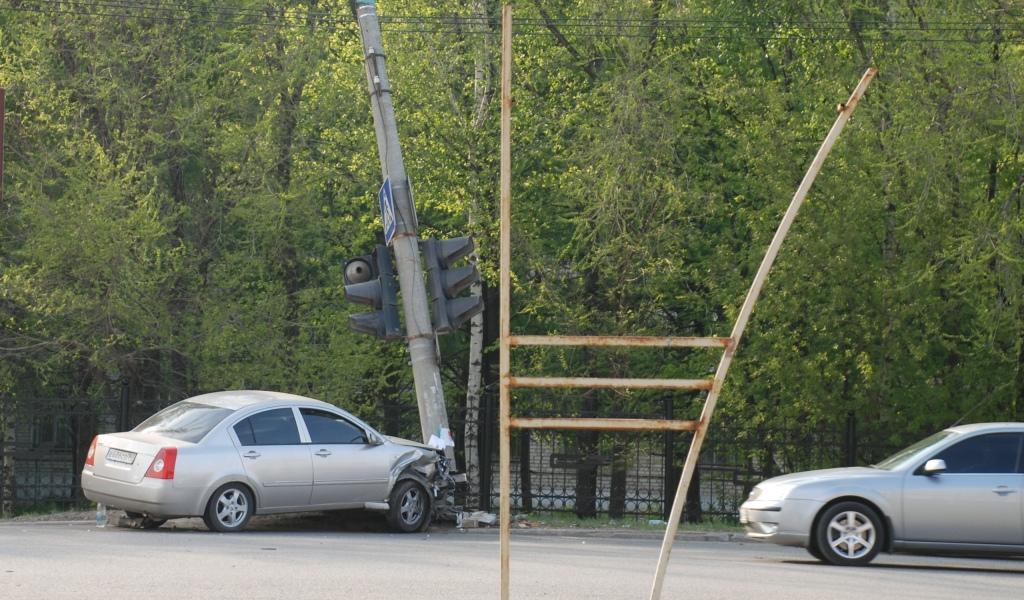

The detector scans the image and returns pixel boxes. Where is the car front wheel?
[806,541,825,562]
[387,480,431,533]
[814,501,882,566]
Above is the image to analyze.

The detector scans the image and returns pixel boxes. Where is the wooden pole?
[498,5,513,600]
[647,67,877,600]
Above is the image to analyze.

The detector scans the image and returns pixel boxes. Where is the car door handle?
[992,486,1017,495]
[314,449,332,457]
[243,451,261,459]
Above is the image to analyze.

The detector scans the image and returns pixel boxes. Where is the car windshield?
[873,431,955,470]
[133,401,234,443]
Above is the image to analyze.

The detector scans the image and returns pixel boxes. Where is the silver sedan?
[740,422,1024,565]
[82,390,453,532]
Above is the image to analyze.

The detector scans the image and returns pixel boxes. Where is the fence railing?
[482,417,900,520]
[1,394,900,520]
[0,396,166,514]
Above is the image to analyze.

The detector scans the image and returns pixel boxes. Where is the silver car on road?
[82,390,453,532]
[741,422,1024,565]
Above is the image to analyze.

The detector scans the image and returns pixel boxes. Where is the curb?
[443,526,743,542]
[0,516,746,543]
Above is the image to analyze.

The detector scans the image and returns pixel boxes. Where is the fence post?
[119,380,130,431]
[845,412,857,467]
[1,397,15,516]
[479,387,494,512]
[518,429,532,513]
[683,460,702,523]
[662,396,678,521]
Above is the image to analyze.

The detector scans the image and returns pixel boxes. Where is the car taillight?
[145,447,177,480]
[85,436,98,467]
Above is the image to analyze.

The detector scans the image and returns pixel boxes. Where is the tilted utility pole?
[350,0,451,450]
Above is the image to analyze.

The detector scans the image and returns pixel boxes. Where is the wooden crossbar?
[509,335,731,348]
[510,417,699,432]
[508,376,714,390]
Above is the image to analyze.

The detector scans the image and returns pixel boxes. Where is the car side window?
[233,408,301,446]
[300,408,368,444]
[930,433,1023,474]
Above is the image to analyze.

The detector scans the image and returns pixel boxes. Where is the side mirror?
[367,432,385,446]
[923,458,947,475]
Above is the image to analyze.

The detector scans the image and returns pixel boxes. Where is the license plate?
[106,448,137,464]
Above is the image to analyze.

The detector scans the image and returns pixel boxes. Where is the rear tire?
[386,480,431,533]
[204,483,254,533]
[814,501,882,566]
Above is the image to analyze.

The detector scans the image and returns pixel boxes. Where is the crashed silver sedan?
[81,390,453,532]
[741,422,1024,565]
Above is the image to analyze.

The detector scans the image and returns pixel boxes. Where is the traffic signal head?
[343,245,404,340]
[343,256,374,285]
[422,236,484,335]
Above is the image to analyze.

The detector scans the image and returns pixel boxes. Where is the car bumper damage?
[388,445,460,523]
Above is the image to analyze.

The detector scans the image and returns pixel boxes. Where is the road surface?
[1,517,1021,599]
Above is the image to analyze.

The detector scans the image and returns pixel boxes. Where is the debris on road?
[460,511,497,528]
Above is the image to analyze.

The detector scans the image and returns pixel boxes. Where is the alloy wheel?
[215,488,249,529]
[826,510,875,560]
[399,486,423,526]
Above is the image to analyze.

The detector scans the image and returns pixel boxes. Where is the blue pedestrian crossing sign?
[379,178,397,246]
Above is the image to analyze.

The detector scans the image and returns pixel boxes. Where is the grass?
[1,502,92,520]
[517,512,743,532]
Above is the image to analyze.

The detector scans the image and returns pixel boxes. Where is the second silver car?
[741,422,1024,565]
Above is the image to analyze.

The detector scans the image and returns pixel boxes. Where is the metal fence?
[481,417,900,521]
[1,393,900,520]
[0,395,165,513]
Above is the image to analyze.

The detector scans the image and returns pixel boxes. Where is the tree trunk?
[462,0,496,511]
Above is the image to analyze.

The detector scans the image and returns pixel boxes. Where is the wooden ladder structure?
[497,6,876,599]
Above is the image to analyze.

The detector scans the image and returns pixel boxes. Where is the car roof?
[184,390,336,411]
[944,422,1024,435]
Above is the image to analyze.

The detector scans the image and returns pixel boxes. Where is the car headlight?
[748,486,762,501]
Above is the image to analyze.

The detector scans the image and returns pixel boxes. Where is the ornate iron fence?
[483,417,902,521]
[0,395,166,513]
[2,391,901,520]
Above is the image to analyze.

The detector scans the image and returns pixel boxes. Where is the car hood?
[762,466,880,487]
[387,435,438,452]
[753,466,894,500]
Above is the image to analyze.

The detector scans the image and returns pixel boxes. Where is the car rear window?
[133,401,235,443]
[233,408,301,446]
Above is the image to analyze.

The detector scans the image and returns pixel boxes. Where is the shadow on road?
[781,558,1024,576]
[143,510,399,534]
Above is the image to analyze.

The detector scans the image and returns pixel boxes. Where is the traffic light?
[343,244,404,340]
[422,236,484,334]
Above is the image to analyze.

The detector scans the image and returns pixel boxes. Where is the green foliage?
[0,0,1022,453]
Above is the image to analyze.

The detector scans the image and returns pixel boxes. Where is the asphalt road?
[1,518,1022,599]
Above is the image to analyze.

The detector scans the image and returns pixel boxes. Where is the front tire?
[814,501,882,566]
[386,480,431,533]
[204,483,254,533]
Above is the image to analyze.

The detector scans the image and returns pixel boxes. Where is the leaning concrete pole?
[351,0,451,449]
